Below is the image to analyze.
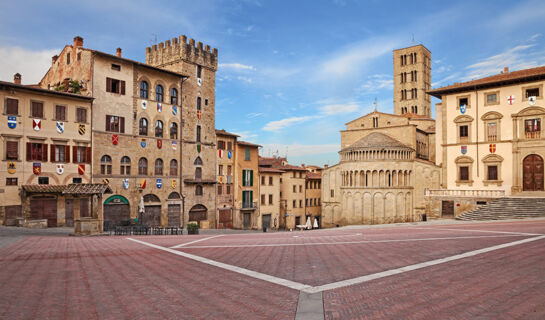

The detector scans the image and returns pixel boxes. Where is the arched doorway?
[523,154,544,191]
[103,195,130,230]
[167,192,181,227]
[143,194,161,226]
[189,204,207,222]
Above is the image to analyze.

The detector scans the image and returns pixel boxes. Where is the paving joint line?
[170,235,224,248]
[412,227,543,236]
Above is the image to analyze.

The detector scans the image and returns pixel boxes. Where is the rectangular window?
[6,178,18,186]
[245,148,250,160]
[5,98,18,115]
[487,122,497,141]
[242,190,253,208]
[111,64,121,71]
[299,200,302,208]
[74,146,91,163]
[293,185,296,192]
[269,194,273,205]
[269,177,273,185]
[73,177,82,184]
[55,105,66,120]
[459,166,469,181]
[27,143,47,161]
[105,115,124,133]
[218,165,223,175]
[486,93,497,104]
[226,185,231,195]
[55,145,66,162]
[525,88,540,98]
[242,169,253,186]
[227,165,232,176]
[459,97,468,108]
[261,194,266,204]
[106,77,125,95]
[218,185,223,195]
[293,200,296,208]
[38,177,49,185]
[487,165,498,181]
[459,125,469,138]
[6,141,18,160]
[217,140,224,150]
[331,189,334,197]
[261,176,265,185]
[66,53,70,65]
[197,65,202,79]
[525,119,541,132]
[227,141,232,150]
[196,125,201,142]
[31,101,44,118]
[299,185,302,193]
[76,108,87,123]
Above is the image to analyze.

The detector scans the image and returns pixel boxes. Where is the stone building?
[0,75,104,228]
[393,44,432,117]
[305,171,322,226]
[215,129,238,228]
[259,166,283,230]
[40,35,218,229]
[321,44,440,227]
[259,156,307,229]
[146,35,218,228]
[426,66,545,217]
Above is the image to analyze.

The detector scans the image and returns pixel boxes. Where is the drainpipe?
[475,86,479,177]
[179,76,188,228]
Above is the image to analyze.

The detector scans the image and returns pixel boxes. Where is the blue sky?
[2,0,545,166]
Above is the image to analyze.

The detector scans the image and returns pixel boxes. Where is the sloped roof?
[306,172,321,179]
[342,132,412,151]
[63,184,111,195]
[215,129,239,137]
[0,81,94,101]
[22,185,66,193]
[345,110,408,125]
[428,65,545,97]
[259,167,285,173]
[237,140,261,147]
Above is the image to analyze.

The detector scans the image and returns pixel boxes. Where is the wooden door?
[167,204,180,227]
[262,214,271,229]
[144,205,161,227]
[441,200,454,218]
[4,206,22,226]
[65,199,74,227]
[30,199,57,227]
[104,204,130,230]
[243,213,251,229]
[523,154,544,191]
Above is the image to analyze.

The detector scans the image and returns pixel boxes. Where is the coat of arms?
[56,121,64,134]
[56,164,64,175]
[33,162,41,175]
[172,141,177,150]
[141,100,148,110]
[171,179,177,189]
[228,150,232,159]
[461,146,467,155]
[112,134,119,145]
[33,119,41,131]
[7,162,16,174]
[78,164,85,175]
[460,104,466,114]
[122,179,129,190]
[507,95,515,105]
[219,150,223,158]
[7,116,16,129]
[156,178,162,189]
[140,138,147,148]
[157,139,162,149]
[489,144,496,153]
[157,103,162,113]
[78,124,86,135]
[172,106,178,116]
[529,96,537,106]
[140,179,146,189]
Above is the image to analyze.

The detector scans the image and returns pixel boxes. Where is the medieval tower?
[146,35,218,227]
[393,44,432,117]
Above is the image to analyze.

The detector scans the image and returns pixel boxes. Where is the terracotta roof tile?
[63,184,111,195]
[22,185,66,193]
[259,167,285,173]
[306,172,322,179]
[428,65,545,97]
[215,129,239,137]
[237,140,261,147]
[343,132,412,151]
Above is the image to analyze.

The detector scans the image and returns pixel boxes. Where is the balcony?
[425,189,505,198]
[525,131,541,140]
[240,201,258,210]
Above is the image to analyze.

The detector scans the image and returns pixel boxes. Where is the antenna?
[150,34,157,46]
[373,97,378,112]
[411,33,415,45]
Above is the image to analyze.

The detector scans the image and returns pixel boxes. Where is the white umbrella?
[313,218,319,229]
[138,196,145,223]
[305,216,312,230]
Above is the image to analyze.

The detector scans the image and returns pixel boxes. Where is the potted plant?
[187,222,199,235]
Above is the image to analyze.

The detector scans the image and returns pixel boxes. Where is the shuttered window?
[6,141,18,160]
[106,77,125,95]
[26,143,47,161]
[73,146,91,163]
[55,105,66,120]
[51,145,68,162]
[242,170,253,186]
[487,166,498,181]
[76,108,87,123]
[105,115,125,133]
[459,166,469,181]
[31,101,43,118]
[5,98,18,115]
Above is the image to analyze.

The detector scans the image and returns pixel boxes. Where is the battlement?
[145,35,218,71]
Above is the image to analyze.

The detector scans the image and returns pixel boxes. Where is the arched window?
[120,156,131,175]
[156,84,163,102]
[139,118,148,136]
[196,125,201,142]
[195,185,203,196]
[170,159,178,176]
[197,97,201,110]
[194,157,202,165]
[155,120,163,137]
[100,155,112,175]
[155,158,163,175]
[138,157,148,175]
[140,81,148,99]
[170,122,178,139]
[195,167,202,180]
[170,88,178,105]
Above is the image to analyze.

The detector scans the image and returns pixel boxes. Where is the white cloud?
[263,116,321,132]
[317,37,401,80]
[320,103,360,115]
[219,63,256,71]
[232,130,258,142]
[356,74,394,94]
[261,143,339,157]
[237,76,253,83]
[0,46,60,84]
[492,1,545,29]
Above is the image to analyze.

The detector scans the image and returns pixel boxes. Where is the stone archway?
[523,154,544,191]
[103,195,130,230]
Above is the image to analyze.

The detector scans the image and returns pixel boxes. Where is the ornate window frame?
[482,154,503,186]
[481,111,503,142]
[455,156,474,186]
[483,90,500,106]
[456,94,471,110]
[454,115,474,144]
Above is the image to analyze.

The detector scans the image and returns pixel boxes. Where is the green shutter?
[242,191,247,204]
[250,170,253,186]
[249,191,253,205]
[242,170,246,186]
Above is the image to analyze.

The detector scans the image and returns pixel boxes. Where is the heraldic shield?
[56,164,64,175]
[78,124,86,135]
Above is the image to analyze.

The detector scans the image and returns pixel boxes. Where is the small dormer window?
[111,64,121,71]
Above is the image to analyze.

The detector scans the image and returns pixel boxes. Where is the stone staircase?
[456,197,545,221]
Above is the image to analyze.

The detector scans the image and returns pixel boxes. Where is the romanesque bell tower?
[145,35,218,227]
[393,44,432,117]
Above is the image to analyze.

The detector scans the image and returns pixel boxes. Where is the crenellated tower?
[146,35,219,228]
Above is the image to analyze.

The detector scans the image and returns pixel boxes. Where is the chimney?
[73,36,83,48]
[13,73,21,85]
[52,55,58,64]
[116,48,122,57]
[504,66,509,74]
[324,164,329,169]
